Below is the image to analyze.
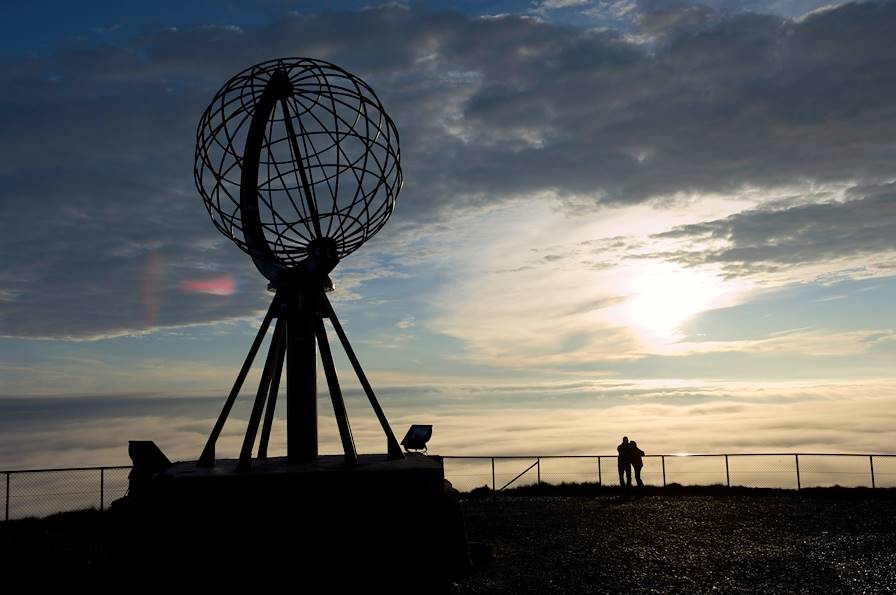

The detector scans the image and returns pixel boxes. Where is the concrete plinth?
[112,453,469,589]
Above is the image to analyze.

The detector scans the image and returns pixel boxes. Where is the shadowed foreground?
[452,486,896,594]
[1,485,895,592]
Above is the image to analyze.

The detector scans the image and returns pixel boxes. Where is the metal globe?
[194,57,402,279]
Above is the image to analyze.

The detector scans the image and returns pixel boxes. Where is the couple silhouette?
[616,436,645,491]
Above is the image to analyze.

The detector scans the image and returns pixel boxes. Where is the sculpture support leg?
[258,325,286,460]
[287,299,318,463]
[323,295,404,460]
[237,320,285,472]
[315,318,358,465]
[199,289,404,467]
[198,299,277,468]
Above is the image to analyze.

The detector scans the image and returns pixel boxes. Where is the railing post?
[491,457,496,492]
[537,457,541,485]
[795,454,801,491]
[5,472,8,522]
[597,456,602,486]
[870,455,875,489]
[100,468,105,511]
[661,455,666,487]
[725,455,730,488]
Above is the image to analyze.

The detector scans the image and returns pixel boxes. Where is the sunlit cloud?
[3,379,894,470]
[605,259,749,346]
[398,176,894,370]
[423,194,757,367]
[666,328,896,357]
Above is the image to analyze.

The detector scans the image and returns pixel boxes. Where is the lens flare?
[180,275,236,296]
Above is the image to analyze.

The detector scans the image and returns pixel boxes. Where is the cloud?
[422,196,755,369]
[653,183,896,278]
[0,349,272,397]
[2,3,896,339]
[538,0,593,9]
[667,327,896,357]
[396,315,416,329]
[3,379,894,475]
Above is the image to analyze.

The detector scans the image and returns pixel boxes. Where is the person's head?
[622,436,628,444]
[630,441,637,447]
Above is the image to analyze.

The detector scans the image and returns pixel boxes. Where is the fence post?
[536,458,541,485]
[491,457,496,492]
[100,468,105,511]
[5,472,8,522]
[661,455,666,487]
[870,456,875,489]
[795,454,801,491]
[725,455,730,488]
[597,456,602,486]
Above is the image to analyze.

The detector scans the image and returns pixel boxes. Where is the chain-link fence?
[441,454,896,493]
[2,466,130,521]
[2,455,894,520]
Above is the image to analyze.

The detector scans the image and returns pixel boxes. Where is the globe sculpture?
[193,58,404,469]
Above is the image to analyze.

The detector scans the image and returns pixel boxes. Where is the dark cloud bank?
[655,182,896,276]
[1,2,895,338]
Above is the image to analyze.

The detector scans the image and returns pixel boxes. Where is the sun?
[617,261,729,342]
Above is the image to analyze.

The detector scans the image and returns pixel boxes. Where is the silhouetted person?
[617,436,631,489]
[629,440,645,490]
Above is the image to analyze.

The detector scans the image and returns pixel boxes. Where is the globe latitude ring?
[194,57,402,286]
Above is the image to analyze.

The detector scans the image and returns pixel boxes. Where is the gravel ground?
[451,489,896,594]
[2,486,895,592]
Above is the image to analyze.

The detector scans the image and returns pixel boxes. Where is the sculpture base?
[112,454,470,588]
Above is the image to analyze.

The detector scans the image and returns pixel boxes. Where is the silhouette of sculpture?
[193,57,403,468]
[630,440,645,489]
[120,58,468,589]
[617,436,631,488]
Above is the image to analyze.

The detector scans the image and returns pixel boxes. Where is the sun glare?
[617,261,731,342]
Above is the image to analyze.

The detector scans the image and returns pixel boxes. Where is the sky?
[1,0,895,470]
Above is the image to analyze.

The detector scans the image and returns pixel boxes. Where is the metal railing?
[440,453,896,494]
[3,453,895,520]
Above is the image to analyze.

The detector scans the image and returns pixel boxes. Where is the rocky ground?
[451,485,896,594]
